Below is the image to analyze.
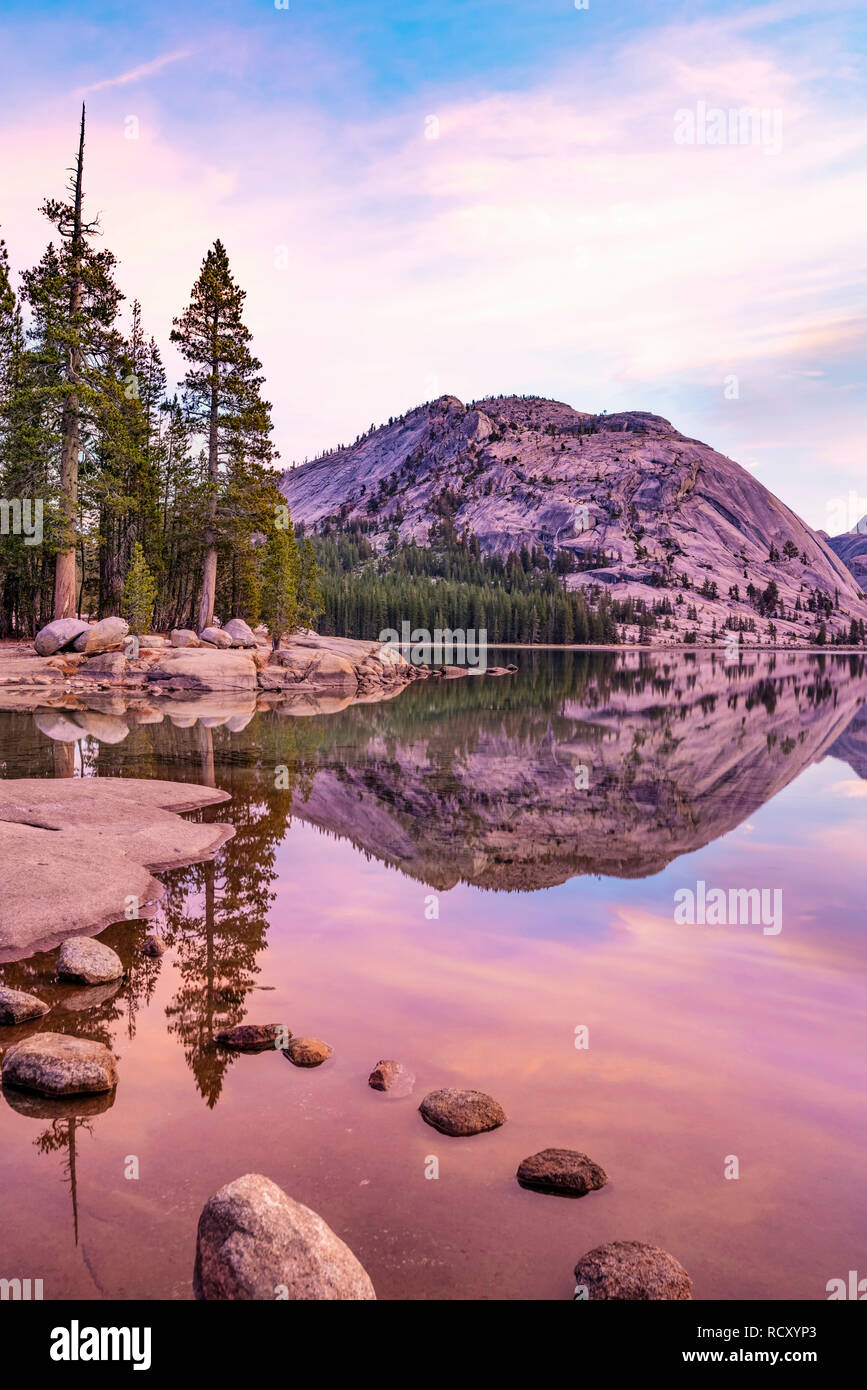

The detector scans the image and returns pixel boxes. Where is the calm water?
[0,650,865,1300]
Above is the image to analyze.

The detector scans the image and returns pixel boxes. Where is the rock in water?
[199,626,233,648]
[283,1036,332,1067]
[83,616,129,654]
[0,986,50,1025]
[517,1148,609,1197]
[215,1024,285,1052]
[193,1173,376,1300]
[368,1059,414,1095]
[222,618,258,648]
[573,1242,693,1300]
[34,618,90,656]
[418,1087,506,1136]
[1,1032,118,1096]
[57,936,123,985]
[141,932,167,958]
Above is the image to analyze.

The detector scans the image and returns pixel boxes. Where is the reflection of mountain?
[290,653,867,888]
[827,704,867,780]
[9,654,867,899]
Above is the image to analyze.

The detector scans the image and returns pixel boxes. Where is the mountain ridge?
[280,394,867,645]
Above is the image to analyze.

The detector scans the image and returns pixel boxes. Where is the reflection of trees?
[35,1117,90,1245]
[159,720,318,1106]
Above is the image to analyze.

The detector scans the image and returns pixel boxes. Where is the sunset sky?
[1,0,865,530]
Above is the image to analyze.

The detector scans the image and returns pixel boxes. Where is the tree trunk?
[54,105,86,621]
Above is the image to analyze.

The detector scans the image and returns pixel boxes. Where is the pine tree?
[36,106,123,619]
[297,536,323,631]
[260,523,299,649]
[121,541,157,634]
[170,240,277,631]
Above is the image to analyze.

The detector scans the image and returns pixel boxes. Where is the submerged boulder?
[194,1173,376,1300]
[57,936,124,985]
[516,1148,609,1197]
[34,618,89,656]
[0,985,50,1025]
[419,1087,506,1136]
[1,1032,118,1096]
[573,1242,693,1300]
[215,1024,285,1052]
[368,1059,414,1095]
[283,1036,332,1067]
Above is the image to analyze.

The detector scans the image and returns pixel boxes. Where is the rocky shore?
[0,618,516,716]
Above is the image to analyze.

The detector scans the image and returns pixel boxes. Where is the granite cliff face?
[281,395,867,644]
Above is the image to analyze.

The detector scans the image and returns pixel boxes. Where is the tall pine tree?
[170,240,277,631]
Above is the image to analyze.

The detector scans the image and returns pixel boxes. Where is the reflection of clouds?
[831,780,867,797]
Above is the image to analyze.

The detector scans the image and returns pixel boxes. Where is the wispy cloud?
[76,48,193,97]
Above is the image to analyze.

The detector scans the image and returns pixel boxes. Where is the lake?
[0,649,865,1301]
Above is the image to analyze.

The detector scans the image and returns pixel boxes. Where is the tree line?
[0,107,321,640]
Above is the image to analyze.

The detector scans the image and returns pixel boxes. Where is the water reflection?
[0,651,865,1296]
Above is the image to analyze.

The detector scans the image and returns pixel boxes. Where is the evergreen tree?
[34,106,123,618]
[170,240,277,631]
[259,522,299,649]
[297,536,323,630]
[121,541,157,634]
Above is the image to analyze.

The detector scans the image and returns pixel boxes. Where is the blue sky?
[1,0,866,530]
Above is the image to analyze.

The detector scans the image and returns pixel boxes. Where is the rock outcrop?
[0,778,234,960]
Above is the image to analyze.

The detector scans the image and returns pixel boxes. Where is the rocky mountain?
[826,517,867,590]
[281,395,867,644]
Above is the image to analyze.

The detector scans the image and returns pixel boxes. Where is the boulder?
[418,1087,506,1136]
[215,1024,285,1053]
[34,618,89,656]
[283,1036,332,1067]
[516,1148,609,1197]
[193,1173,375,1300]
[72,629,92,652]
[171,628,203,648]
[368,1059,414,1095]
[573,1242,693,1300]
[0,985,50,1025]
[57,936,124,984]
[222,618,258,648]
[83,616,129,655]
[1,1032,118,1096]
[80,651,127,680]
[147,650,258,692]
[141,932,167,958]
[199,626,233,649]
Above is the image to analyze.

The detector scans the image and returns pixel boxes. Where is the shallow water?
[0,650,865,1300]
